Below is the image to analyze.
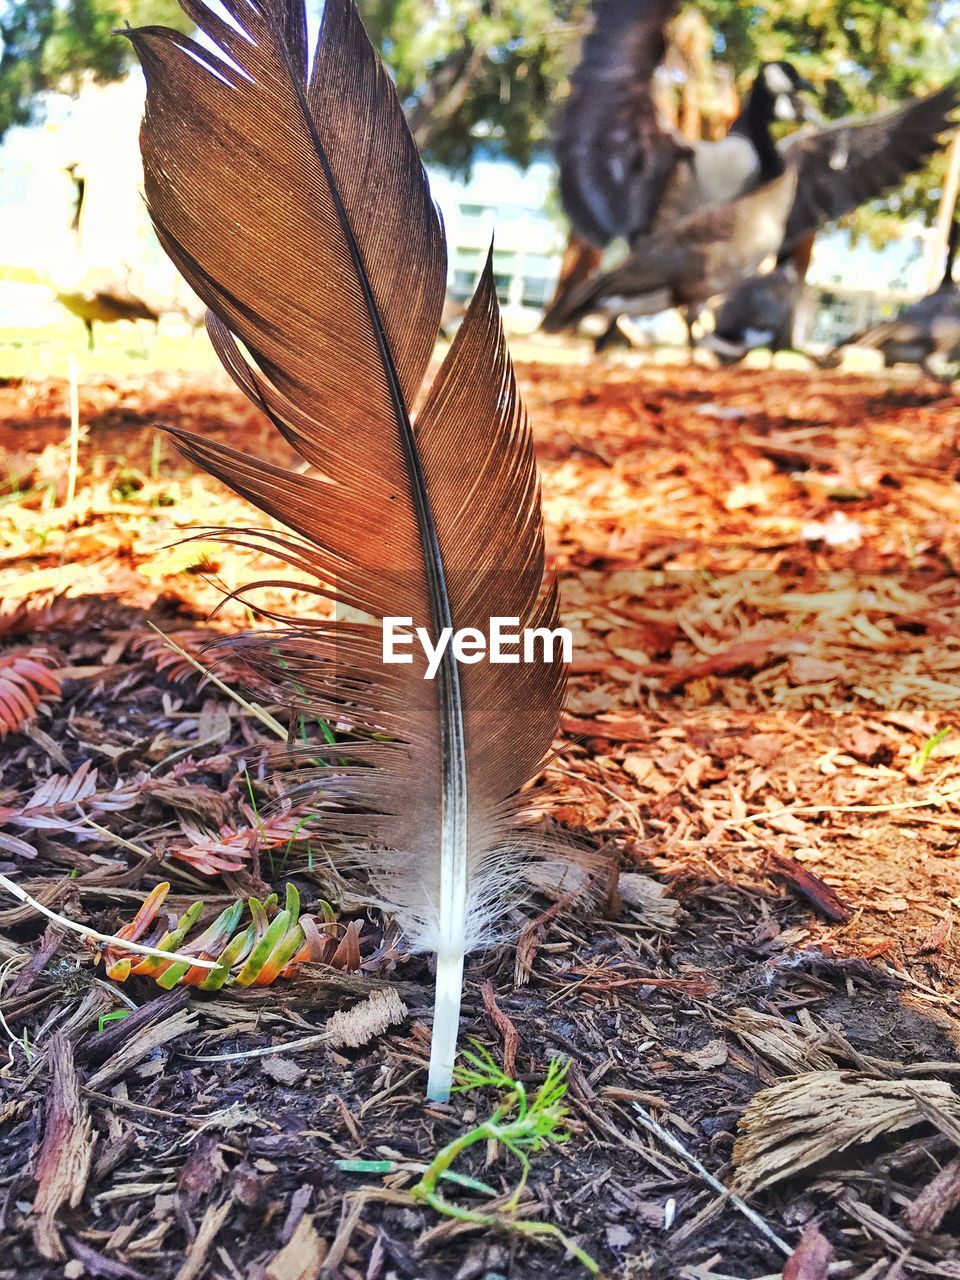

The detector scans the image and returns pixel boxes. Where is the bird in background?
[545,0,815,339]
[52,162,161,349]
[543,0,960,343]
[699,235,815,364]
[554,1,813,249]
[543,163,800,333]
[829,216,960,381]
[701,99,960,363]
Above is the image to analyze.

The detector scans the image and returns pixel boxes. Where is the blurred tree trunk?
[927,133,960,290]
[658,8,739,142]
[407,44,491,150]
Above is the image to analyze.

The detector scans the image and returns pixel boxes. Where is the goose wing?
[543,168,798,329]
[555,0,683,247]
[779,82,960,251]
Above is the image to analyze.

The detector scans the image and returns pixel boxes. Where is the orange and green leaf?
[99,883,363,989]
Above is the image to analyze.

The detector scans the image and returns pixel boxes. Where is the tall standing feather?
[124,0,566,1101]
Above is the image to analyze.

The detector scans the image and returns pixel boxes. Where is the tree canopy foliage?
[715,0,957,104]
[2,0,959,229]
[378,0,960,173]
[0,1,189,138]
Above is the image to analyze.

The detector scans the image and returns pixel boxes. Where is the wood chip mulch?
[1,360,960,1279]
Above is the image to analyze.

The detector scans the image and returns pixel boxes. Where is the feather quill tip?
[427,950,466,1101]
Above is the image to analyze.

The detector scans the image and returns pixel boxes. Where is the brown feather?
[125,0,565,1100]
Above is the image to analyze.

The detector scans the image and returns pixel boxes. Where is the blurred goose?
[554,0,812,250]
[699,232,816,362]
[832,219,960,379]
[704,89,960,361]
[543,166,798,330]
[777,91,960,255]
[56,283,161,350]
[547,0,959,335]
[699,259,803,362]
[54,163,160,348]
[547,0,813,335]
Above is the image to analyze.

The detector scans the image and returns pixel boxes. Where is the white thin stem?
[188,1032,329,1062]
[632,1104,792,1257]
[0,872,218,969]
[427,949,465,1102]
[66,358,80,507]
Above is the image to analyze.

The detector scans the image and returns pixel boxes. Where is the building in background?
[429,158,566,330]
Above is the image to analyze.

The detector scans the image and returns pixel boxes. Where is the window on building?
[490,253,516,305]
[492,274,512,304]
[521,277,552,308]
[449,268,479,302]
[813,292,859,345]
[524,254,556,277]
[448,247,486,301]
[459,203,495,221]
[864,300,898,328]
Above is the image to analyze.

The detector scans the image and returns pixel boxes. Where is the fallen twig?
[0,872,218,970]
[145,622,288,741]
[720,785,960,833]
[631,1103,792,1258]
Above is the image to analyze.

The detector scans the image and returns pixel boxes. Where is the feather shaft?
[429,951,466,1102]
[284,28,472,1100]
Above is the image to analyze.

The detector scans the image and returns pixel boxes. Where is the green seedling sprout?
[98,1009,131,1034]
[241,765,273,874]
[909,726,952,775]
[408,1044,599,1274]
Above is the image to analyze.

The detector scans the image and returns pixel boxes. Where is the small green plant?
[111,468,146,502]
[241,768,315,877]
[410,1045,599,1274]
[909,726,952,775]
[98,1010,131,1034]
[96,881,354,988]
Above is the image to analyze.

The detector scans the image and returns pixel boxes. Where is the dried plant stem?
[723,785,960,832]
[76,816,155,861]
[66,359,80,507]
[145,622,288,741]
[75,817,210,892]
[631,1104,792,1258]
[0,872,218,970]
[189,1034,329,1063]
